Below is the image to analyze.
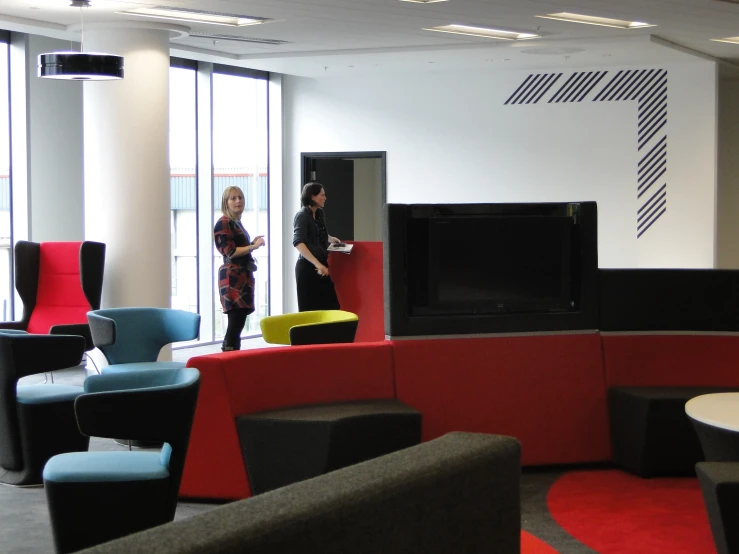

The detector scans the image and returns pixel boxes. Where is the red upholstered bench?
[181,342,396,500]
[391,334,611,466]
[602,334,739,477]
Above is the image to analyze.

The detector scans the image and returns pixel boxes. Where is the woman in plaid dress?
[214,186,265,351]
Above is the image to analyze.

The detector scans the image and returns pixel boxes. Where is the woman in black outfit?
[293,182,341,312]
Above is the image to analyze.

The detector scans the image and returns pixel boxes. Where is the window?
[169,61,197,316]
[212,66,269,338]
[169,59,270,345]
[0,32,11,321]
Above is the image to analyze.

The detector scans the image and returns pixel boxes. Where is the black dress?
[292,207,340,312]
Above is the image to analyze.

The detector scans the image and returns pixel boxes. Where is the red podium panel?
[329,241,385,342]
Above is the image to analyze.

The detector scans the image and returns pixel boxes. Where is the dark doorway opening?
[300,152,386,242]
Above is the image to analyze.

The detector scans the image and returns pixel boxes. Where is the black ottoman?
[236,399,422,495]
[608,387,739,477]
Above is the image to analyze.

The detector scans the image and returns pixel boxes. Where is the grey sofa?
[81,432,522,554]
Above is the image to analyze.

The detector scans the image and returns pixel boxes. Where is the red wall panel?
[329,241,385,342]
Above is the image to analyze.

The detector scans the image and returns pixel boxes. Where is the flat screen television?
[383,202,599,337]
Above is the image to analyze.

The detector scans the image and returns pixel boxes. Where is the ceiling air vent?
[188,32,290,45]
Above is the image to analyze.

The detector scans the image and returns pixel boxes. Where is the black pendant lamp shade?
[38,52,124,81]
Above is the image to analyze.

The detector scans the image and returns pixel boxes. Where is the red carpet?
[547,469,715,553]
[521,531,559,553]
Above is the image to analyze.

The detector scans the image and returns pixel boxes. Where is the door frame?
[300,151,387,206]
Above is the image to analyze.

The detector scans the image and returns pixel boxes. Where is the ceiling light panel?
[117,7,269,27]
[535,12,655,29]
[188,32,290,45]
[399,0,449,3]
[423,25,540,40]
[711,36,739,44]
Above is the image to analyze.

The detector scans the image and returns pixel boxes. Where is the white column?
[82,23,187,309]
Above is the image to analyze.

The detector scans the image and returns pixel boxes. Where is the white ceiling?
[2,0,739,77]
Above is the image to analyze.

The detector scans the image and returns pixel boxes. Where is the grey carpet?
[521,469,597,553]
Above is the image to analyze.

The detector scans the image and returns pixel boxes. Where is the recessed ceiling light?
[117,7,269,27]
[535,12,655,29]
[399,0,449,3]
[187,32,290,45]
[711,36,739,45]
[423,25,540,40]
[519,46,586,56]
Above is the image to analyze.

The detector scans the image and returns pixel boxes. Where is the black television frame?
[383,202,600,337]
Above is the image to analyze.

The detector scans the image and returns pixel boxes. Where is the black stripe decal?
[637,206,666,238]
[532,73,562,103]
[638,136,667,168]
[614,69,647,101]
[593,70,624,101]
[519,74,548,104]
[575,72,608,102]
[628,69,659,101]
[607,70,638,101]
[638,184,667,214]
[504,74,536,105]
[549,72,583,103]
[561,72,591,102]
[506,67,668,238]
[524,74,554,104]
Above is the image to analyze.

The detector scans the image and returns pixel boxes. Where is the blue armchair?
[87,308,200,374]
[43,367,201,553]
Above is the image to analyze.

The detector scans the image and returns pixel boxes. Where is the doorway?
[300,152,386,242]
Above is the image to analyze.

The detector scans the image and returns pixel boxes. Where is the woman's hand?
[328,236,341,244]
[252,236,266,249]
[316,263,329,277]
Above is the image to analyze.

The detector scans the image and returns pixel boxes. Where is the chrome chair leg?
[85,353,101,374]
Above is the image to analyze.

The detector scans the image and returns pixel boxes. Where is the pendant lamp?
[38,1,124,81]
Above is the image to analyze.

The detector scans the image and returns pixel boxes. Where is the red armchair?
[0,241,106,356]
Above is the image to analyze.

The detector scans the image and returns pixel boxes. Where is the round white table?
[685,393,739,461]
[686,393,739,432]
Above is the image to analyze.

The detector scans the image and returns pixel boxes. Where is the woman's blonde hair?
[221,186,245,220]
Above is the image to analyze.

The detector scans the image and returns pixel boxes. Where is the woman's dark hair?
[301,182,324,207]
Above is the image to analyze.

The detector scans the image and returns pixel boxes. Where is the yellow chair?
[260,310,359,346]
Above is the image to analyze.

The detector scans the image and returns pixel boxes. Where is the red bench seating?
[181,331,739,500]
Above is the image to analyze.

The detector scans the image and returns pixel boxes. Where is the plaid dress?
[214,216,256,314]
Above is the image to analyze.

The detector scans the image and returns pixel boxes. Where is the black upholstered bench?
[608,387,739,477]
[236,399,422,495]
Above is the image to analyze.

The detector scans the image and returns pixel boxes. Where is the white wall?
[283,60,717,311]
[717,77,739,269]
[353,157,382,241]
[26,35,84,242]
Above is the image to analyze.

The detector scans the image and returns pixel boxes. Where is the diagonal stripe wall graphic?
[505,69,667,238]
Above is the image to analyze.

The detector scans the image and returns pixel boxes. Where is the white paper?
[328,243,354,254]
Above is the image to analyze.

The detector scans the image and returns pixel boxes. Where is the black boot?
[221,339,235,352]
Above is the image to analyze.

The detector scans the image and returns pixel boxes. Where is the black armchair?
[43,367,201,553]
[0,241,105,355]
[0,332,88,486]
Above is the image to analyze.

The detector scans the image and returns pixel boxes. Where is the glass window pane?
[0,42,11,321]
[169,66,198,321]
[212,73,269,339]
